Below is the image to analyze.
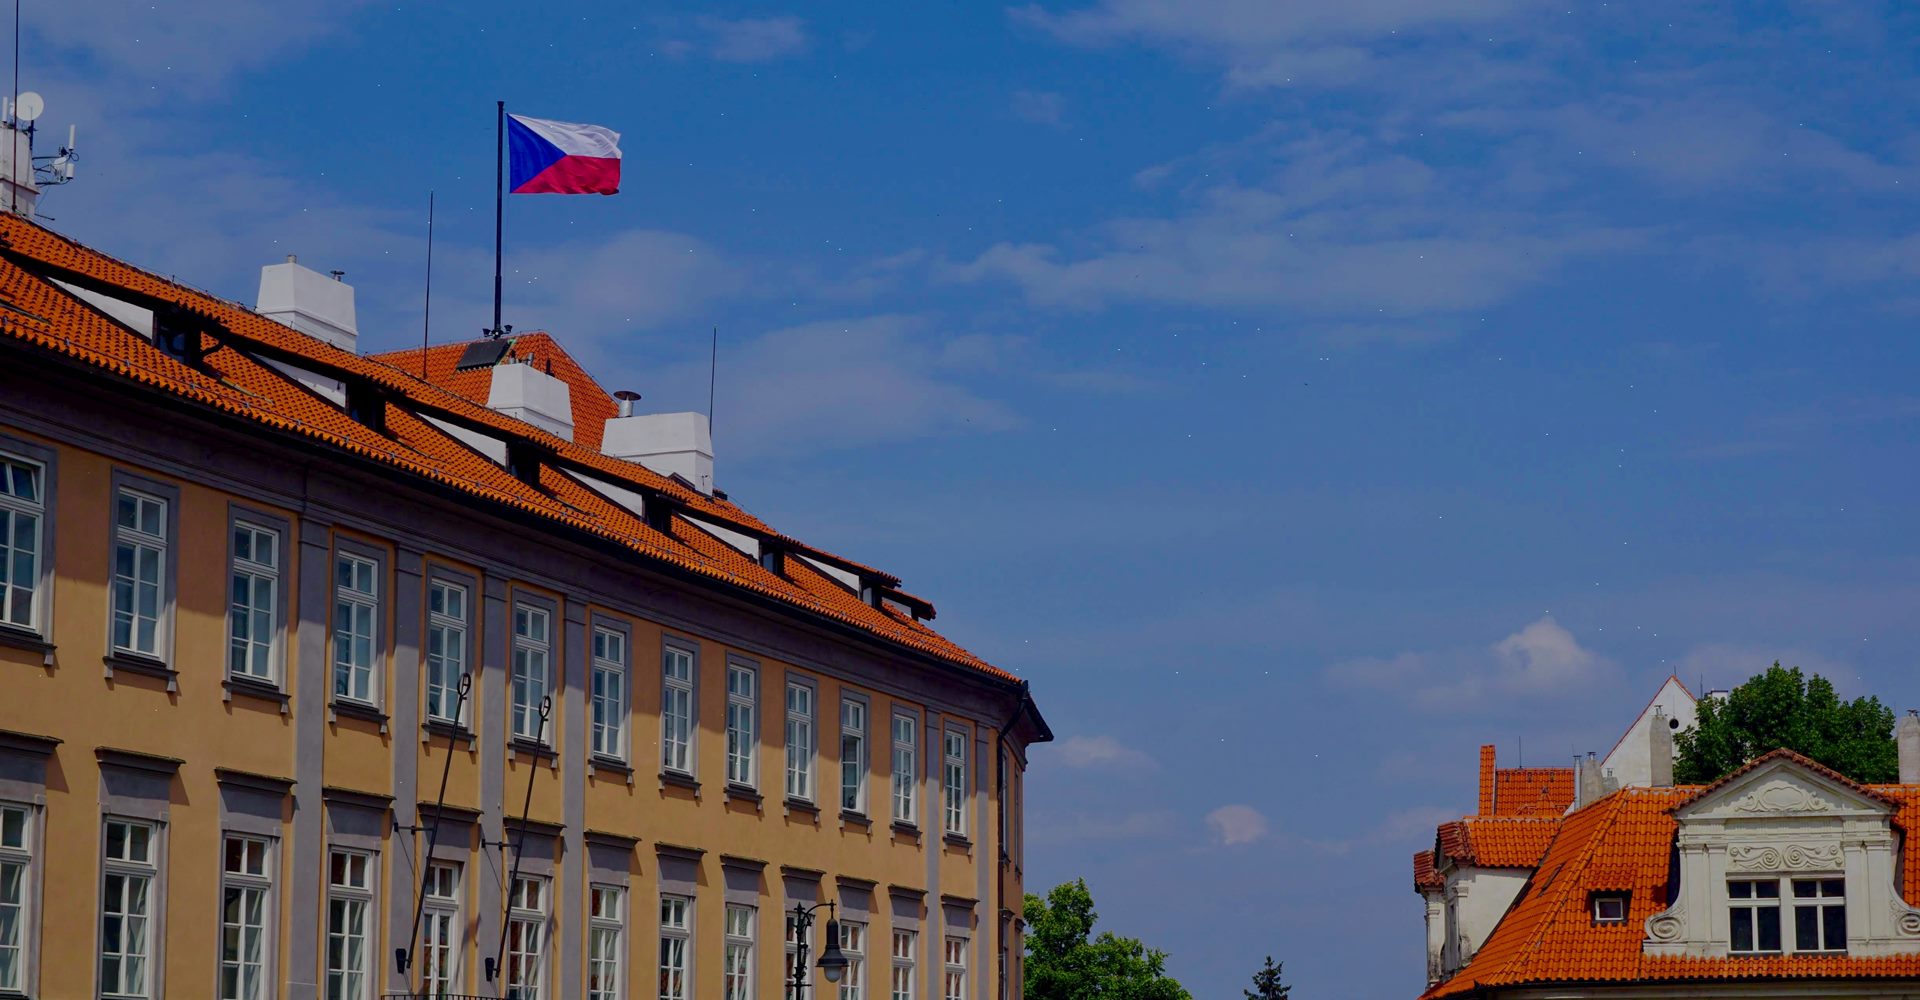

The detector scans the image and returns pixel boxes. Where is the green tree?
[1674,664,1898,784]
[1244,955,1291,1000]
[1024,879,1192,1000]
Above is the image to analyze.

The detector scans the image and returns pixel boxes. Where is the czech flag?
[508,114,622,195]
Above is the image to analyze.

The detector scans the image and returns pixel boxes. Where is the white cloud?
[1054,735,1157,770]
[1204,804,1269,846]
[1326,617,1614,709]
[30,0,377,90]
[1029,810,1177,845]
[694,16,810,63]
[1011,89,1067,126]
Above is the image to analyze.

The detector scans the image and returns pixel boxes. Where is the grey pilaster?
[289,515,333,1000]
[924,713,940,1000]
[561,597,589,1000]
[975,731,989,1000]
[478,573,510,990]
[386,547,424,994]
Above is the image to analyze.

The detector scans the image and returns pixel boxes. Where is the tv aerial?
[8,91,77,187]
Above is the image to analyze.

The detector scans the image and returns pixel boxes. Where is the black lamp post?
[787,900,849,998]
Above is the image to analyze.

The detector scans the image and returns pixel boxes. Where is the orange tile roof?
[1434,816,1562,870]
[0,215,1008,683]
[368,333,618,451]
[1493,767,1576,817]
[1414,850,1443,893]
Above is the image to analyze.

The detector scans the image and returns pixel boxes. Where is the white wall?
[1602,676,1697,789]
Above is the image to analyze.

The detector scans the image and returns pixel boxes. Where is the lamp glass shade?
[818,918,849,983]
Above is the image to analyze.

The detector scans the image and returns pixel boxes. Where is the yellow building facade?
[0,215,1047,1000]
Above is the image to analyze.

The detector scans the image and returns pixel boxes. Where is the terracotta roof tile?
[1493,767,1576,817]
[1435,816,1561,870]
[1414,850,1443,893]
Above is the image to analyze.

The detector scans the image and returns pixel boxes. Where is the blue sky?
[23,1,1920,996]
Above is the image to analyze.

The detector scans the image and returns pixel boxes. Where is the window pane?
[1795,906,1818,951]
[1825,903,1846,949]
[1758,906,1781,951]
[1729,881,1752,899]
[1731,909,1752,952]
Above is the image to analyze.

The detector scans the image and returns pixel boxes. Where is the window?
[220,836,271,1000]
[100,819,157,998]
[0,455,44,632]
[326,850,372,1000]
[588,885,624,1000]
[332,553,378,704]
[227,522,280,682]
[1729,880,1782,954]
[591,628,628,761]
[424,581,469,725]
[659,895,691,1000]
[726,665,756,786]
[840,920,867,1000]
[786,682,815,802]
[892,715,918,825]
[512,604,551,743]
[505,874,548,999]
[842,699,868,814]
[943,937,967,1000]
[1591,892,1627,924]
[786,911,802,984]
[661,645,694,775]
[111,489,167,657]
[890,929,916,1000]
[723,904,755,1000]
[0,804,34,992]
[1793,878,1847,952]
[421,863,462,997]
[943,730,968,837]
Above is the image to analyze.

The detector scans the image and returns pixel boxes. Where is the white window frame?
[892,713,918,826]
[723,903,755,1000]
[331,552,380,705]
[1791,877,1848,953]
[1592,892,1627,924]
[726,663,757,788]
[0,452,46,635]
[226,521,281,684]
[505,873,549,999]
[511,603,552,744]
[840,919,867,1000]
[100,817,159,999]
[0,802,37,994]
[841,698,869,815]
[588,884,625,1000]
[110,488,169,659]
[424,579,470,727]
[325,849,373,1000]
[943,936,967,1000]
[421,861,463,997]
[943,729,968,838]
[890,929,916,1000]
[786,680,816,802]
[219,835,273,1000]
[659,894,692,1000]
[661,643,696,776]
[590,626,629,762]
[1728,878,1784,955]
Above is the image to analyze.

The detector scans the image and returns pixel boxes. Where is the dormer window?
[1792,878,1847,952]
[1729,880,1783,954]
[1591,893,1628,924]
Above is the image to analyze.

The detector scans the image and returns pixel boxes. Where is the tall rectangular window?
[326,850,372,1000]
[726,665,756,786]
[943,937,967,1000]
[226,522,279,682]
[588,884,624,1000]
[723,904,755,1000]
[944,730,968,838]
[111,489,167,657]
[786,682,815,802]
[661,646,694,775]
[420,862,461,997]
[1729,880,1782,954]
[220,836,271,1000]
[890,929,916,1000]
[332,554,378,704]
[892,714,918,825]
[512,604,551,743]
[505,874,548,999]
[841,699,868,814]
[424,581,468,725]
[590,628,628,761]
[0,803,34,992]
[1793,878,1847,953]
[840,920,867,1000]
[101,819,157,999]
[0,455,44,632]
[786,912,802,984]
[659,895,691,1000]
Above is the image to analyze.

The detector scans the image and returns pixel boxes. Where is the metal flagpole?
[493,100,505,336]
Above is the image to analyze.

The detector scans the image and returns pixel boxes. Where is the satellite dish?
[14,92,43,123]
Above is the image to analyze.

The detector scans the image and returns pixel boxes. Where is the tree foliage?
[1244,955,1291,1000]
[1674,664,1897,784]
[1024,879,1192,1000]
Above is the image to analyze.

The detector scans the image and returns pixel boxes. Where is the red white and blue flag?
[507,114,622,195]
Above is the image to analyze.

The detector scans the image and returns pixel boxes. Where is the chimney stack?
[1578,751,1604,806]
[487,358,575,442]
[257,255,358,352]
[1477,745,1497,815]
[1649,707,1674,787]
[603,410,714,494]
[1899,711,1920,784]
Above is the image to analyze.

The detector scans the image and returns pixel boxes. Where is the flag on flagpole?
[507,114,622,195]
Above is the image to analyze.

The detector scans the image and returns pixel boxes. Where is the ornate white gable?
[1645,755,1920,957]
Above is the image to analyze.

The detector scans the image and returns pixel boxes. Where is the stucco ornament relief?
[1727,843,1844,871]
[1645,901,1686,944]
[1894,898,1920,938]
[1729,781,1832,814]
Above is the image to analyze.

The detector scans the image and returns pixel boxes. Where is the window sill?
[104,651,177,691]
[891,820,922,841]
[589,756,634,785]
[422,719,476,747]
[509,738,558,765]
[785,796,820,818]
[726,783,763,806]
[944,832,973,850]
[841,809,872,829]
[223,675,290,713]
[329,699,390,733]
[659,769,700,793]
[0,623,53,664]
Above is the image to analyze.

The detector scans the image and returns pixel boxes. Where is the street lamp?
[787,900,849,998]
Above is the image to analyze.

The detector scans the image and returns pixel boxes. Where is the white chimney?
[1900,711,1920,784]
[603,410,713,493]
[487,359,575,441]
[0,122,39,218]
[256,255,358,352]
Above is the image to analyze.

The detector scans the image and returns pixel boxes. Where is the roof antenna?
[419,190,435,378]
[708,325,718,438]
